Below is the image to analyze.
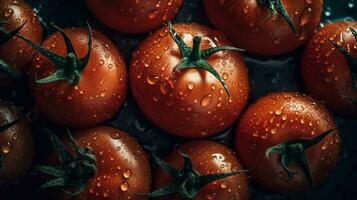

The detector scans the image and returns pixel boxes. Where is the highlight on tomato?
[301,21,357,117]
[204,0,323,55]
[130,22,249,138]
[235,92,341,193]
[18,23,127,128]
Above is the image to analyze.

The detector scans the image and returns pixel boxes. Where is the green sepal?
[266,129,336,186]
[168,21,245,96]
[0,20,26,44]
[17,22,93,85]
[259,0,297,33]
[146,151,245,199]
[35,128,97,196]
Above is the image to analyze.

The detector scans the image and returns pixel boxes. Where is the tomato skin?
[301,22,357,117]
[86,0,183,33]
[0,0,43,86]
[28,28,127,127]
[53,126,151,200]
[130,23,249,138]
[0,100,34,188]
[204,0,323,55]
[235,92,341,193]
[153,140,249,200]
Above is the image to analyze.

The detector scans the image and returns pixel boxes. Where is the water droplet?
[200,94,213,107]
[120,182,129,192]
[122,169,132,179]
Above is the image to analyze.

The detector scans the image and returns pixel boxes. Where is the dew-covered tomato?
[38,126,151,200]
[235,92,341,193]
[130,23,249,138]
[0,0,43,86]
[86,0,183,33]
[151,140,249,200]
[301,21,357,117]
[22,24,127,127]
[204,0,323,55]
[0,100,34,188]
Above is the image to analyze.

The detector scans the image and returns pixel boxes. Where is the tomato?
[0,0,43,86]
[0,100,34,188]
[235,92,341,193]
[151,140,249,200]
[204,0,323,55]
[21,24,127,127]
[86,0,183,33]
[130,23,249,138]
[38,126,151,200]
[301,21,357,117]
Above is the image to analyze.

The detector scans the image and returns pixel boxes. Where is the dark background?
[1,0,357,199]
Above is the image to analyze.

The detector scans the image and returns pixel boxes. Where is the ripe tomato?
[204,0,323,55]
[130,23,249,138]
[151,140,249,200]
[0,0,43,86]
[0,100,34,188]
[22,25,127,127]
[235,92,341,193]
[86,0,183,33]
[38,126,151,200]
[301,21,357,117]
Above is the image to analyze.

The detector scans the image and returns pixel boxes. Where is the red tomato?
[23,25,127,127]
[130,23,249,138]
[86,0,183,33]
[301,21,357,117]
[39,126,151,200]
[0,0,43,86]
[152,140,249,200]
[235,92,341,193]
[0,100,34,188]
[204,0,323,55]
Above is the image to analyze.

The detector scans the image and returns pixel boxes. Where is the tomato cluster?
[0,0,355,199]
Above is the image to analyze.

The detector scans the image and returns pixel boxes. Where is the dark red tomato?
[130,23,249,138]
[0,0,43,86]
[41,126,151,200]
[301,21,357,117]
[235,92,341,193]
[86,0,183,33]
[204,0,323,55]
[27,27,127,127]
[153,140,249,200]
[0,100,34,188]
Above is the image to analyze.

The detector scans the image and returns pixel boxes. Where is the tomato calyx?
[35,129,97,196]
[330,27,357,104]
[147,151,244,199]
[168,22,244,95]
[18,22,93,86]
[258,0,297,33]
[266,129,336,186]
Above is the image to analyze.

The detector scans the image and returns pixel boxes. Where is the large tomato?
[130,23,249,138]
[0,0,43,86]
[235,92,341,193]
[0,100,34,188]
[86,0,183,33]
[151,140,249,200]
[204,0,323,55]
[21,24,127,127]
[301,21,357,117]
[38,126,151,200]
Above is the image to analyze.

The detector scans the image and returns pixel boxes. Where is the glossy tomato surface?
[153,140,249,200]
[204,0,323,55]
[54,126,151,200]
[130,23,249,138]
[29,28,127,128]
[235,92,341,193]
[301,21,357,117]
[0,100,34,188]
[0,0,43,86]
[86,0,183,33]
